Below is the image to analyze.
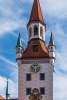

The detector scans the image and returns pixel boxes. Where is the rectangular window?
[40,73,45,80]
[40,87,45,95]
[33,44,38,52]
[26,88,31,95]
[26,74,31,81]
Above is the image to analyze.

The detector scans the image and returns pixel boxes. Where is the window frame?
[26,88,31,95]
[40,73,45,80]
[26,74,31,81]
[40,87,45,95]
[33,44,38,52]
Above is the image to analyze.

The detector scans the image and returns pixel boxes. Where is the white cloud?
[0,55,18,82]
[23,0,67,19]
[0,0,27,35]
[10,67,18,83]
[45,23,67,100]
[41,0,67,19]
[46,23,67,72]
[54,73,67,100]
[0,55,17,67]
[0,76,18,98]
[52,24,67,72]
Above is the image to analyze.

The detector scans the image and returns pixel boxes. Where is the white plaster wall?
[49,46,55,52]
[16,53,22,59]
[18,60,53,100]
[39,23,45,41]
[50,59,55,64]
[49,52,55,58]
[28,23,46,41]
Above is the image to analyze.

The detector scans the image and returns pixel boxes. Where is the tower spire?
[16,32,22,47]
[6,79,10,100]
[27,0,46,27]
[49,31,55,46]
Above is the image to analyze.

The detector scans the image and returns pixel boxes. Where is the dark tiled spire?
[6,79,10,100]
[16,33,22,47]
[49,32,55,46]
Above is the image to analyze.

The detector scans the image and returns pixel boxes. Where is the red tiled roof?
[20,39,49,60]
[0,95,18,100]
[0,95,4,100]
[27,0,45,27]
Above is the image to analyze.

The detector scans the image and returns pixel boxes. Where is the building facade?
[16,0,56,100]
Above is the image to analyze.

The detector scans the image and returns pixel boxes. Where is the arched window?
[51,46,53,51]
[29,27,32,38]
[34,26,38,35]
[17,47,21,53]
[40,26,43,39]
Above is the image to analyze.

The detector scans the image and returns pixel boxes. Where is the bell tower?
[16,0,56,100]
[27,0,46,41]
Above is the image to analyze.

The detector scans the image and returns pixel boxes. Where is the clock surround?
[30,63,41,73]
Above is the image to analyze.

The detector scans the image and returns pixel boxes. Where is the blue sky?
[0,0,67,100]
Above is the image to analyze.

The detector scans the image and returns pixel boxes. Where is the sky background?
[0,0,67,100]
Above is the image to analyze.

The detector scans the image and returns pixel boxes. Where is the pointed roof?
[49,32,55,46]
[16,33,22,47]
[6,79,8,95]
[6,79,10,100]
[27,0,45,26]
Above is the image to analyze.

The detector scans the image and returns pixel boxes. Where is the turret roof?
[16,33,22,47]
[6,79,8,95]
[49,32,55,46]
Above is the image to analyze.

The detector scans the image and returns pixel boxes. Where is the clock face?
[30,63,41,73]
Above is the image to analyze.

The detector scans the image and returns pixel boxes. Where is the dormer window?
[40,26,43,39]
[34,26,38,35]
[33,43,38,52]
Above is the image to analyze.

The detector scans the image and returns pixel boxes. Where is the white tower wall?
[28,23,46,41]
[16,47,22,59]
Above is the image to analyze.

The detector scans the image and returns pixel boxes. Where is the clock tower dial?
[30,63,41,73]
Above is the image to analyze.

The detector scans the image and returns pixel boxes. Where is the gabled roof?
[49,32,55,46]
[27,0,46,26]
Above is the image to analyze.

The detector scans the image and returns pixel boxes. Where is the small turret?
[16,33,23,59]
[48,32,56,64]
[6,79,10,100]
